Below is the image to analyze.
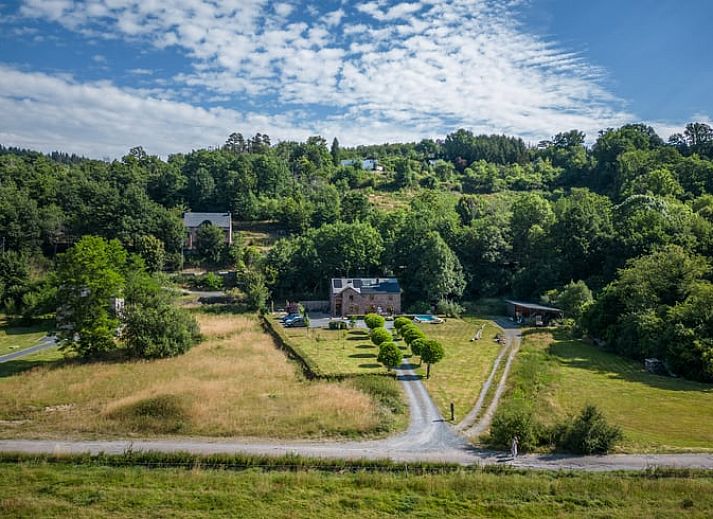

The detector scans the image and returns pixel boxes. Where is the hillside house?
[183,212,233,250]
[339,158,383,171]
[330,277,401,317]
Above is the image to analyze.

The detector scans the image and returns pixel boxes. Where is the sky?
[0,0,711,158]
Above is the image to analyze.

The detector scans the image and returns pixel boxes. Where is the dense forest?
[1,121,713,380]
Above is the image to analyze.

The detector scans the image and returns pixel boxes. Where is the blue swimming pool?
[413,314,443,323]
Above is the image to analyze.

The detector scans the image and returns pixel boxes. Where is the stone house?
[330,278,401,317]
[183,212,232,250]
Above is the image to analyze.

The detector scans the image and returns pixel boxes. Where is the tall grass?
[0,313,399,439]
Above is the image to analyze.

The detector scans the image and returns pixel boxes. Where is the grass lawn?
[416,318,501,422]
[0,312,405,440]
[2,461,712,518]
[280,324,391,376]
[280,317,503,422]
[510,330,713,452]
[0,318,52,356]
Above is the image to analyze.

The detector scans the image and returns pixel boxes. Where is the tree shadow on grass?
[358,363,382,369]
[355,344,374,349]
[547,332,713,393]
[0,356,69,378]
[349,330,369,336]
[349,353,376,359]
[347,336,366,341]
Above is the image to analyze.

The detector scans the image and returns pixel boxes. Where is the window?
[388,296,393,301]
[349,295,354,301]
[369,295,374,301]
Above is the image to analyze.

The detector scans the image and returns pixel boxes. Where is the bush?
[371,327,392,346]
[436,299,464,318]
[406,301,431,314]
[488,398,540,452]
[124,303,201,359]
[401,324,426,346]
[364,313,386,330]
[201,272,223,290]
[554,404,623,454]
[328,320,348,330]
[377,341,403,371]
[393,316,412,331]
[411,337,426,359]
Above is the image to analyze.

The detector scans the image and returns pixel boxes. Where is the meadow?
[503,330,713,452]
[279,317,502,422]
[1,457,711,518]
[0,313,405,439]
[0,318,52,356]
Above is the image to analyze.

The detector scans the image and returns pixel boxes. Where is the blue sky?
[0,0,710,158]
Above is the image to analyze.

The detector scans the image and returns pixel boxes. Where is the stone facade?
[329,278,401,317]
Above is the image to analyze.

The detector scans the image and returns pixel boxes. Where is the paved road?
[0,336,57,364]
[2,319,712,471]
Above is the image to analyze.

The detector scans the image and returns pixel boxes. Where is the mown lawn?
[282,317,503,422]
[416,318,501,422]
[511,330,713,452]
[0,313,405,440]
[0,318,52,356]
[1,461,712,518]
[281,325,391,376]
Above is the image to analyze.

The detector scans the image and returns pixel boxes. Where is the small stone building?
[330,278,401,317]
[183,212,232,250]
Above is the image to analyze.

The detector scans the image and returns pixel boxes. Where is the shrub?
[410,337,426,364]
[488,398,540,452]
[393,316,412,331]
[371,327,392,346]
[201,272,223,290]
[406,301,431,314]
[124,302,201,358]
[555,404,623,454]
[420,339,445,378]
[328,320,348,330]
[401,324,426,346]
[364,313,386,330]
[436,299,464,318]
[377,341,403,371]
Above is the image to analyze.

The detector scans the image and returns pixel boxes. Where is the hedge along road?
[2,338,713,471]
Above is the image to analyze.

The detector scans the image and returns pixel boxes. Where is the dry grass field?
[0,313,403,439]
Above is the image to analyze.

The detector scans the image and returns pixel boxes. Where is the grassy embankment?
[496,329,713,452]
[1,455,712,518]
[0,317,52,356]
[0,313,405,439]
[280,317,502,422]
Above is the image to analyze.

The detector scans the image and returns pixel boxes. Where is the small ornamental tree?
[371,327,392,346]
[364,313,385,330]
[393,316,412,332]
[410,337,427,365]
[401,324,426,346]
[377,341,403,371]
[421,339,445,378]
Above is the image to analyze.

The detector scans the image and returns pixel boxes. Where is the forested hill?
[2,122,713,380]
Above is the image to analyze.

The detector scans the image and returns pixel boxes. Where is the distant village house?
[339,158,383,171]
[330,278,401,317]
[183,212,233,250]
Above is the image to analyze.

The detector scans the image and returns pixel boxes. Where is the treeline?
[2,122,713,379]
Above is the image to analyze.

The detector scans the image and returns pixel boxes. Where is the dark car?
[280,313,301,323]
[283,316,307,327]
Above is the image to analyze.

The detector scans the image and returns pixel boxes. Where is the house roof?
[505,300,562,313]
[183,212,231,229]
[332,278,400,295]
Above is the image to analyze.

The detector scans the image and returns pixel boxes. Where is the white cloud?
[10,0,655,152]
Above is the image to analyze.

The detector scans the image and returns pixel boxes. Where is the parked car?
[280,313,301,323]
[283,316,307,328]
